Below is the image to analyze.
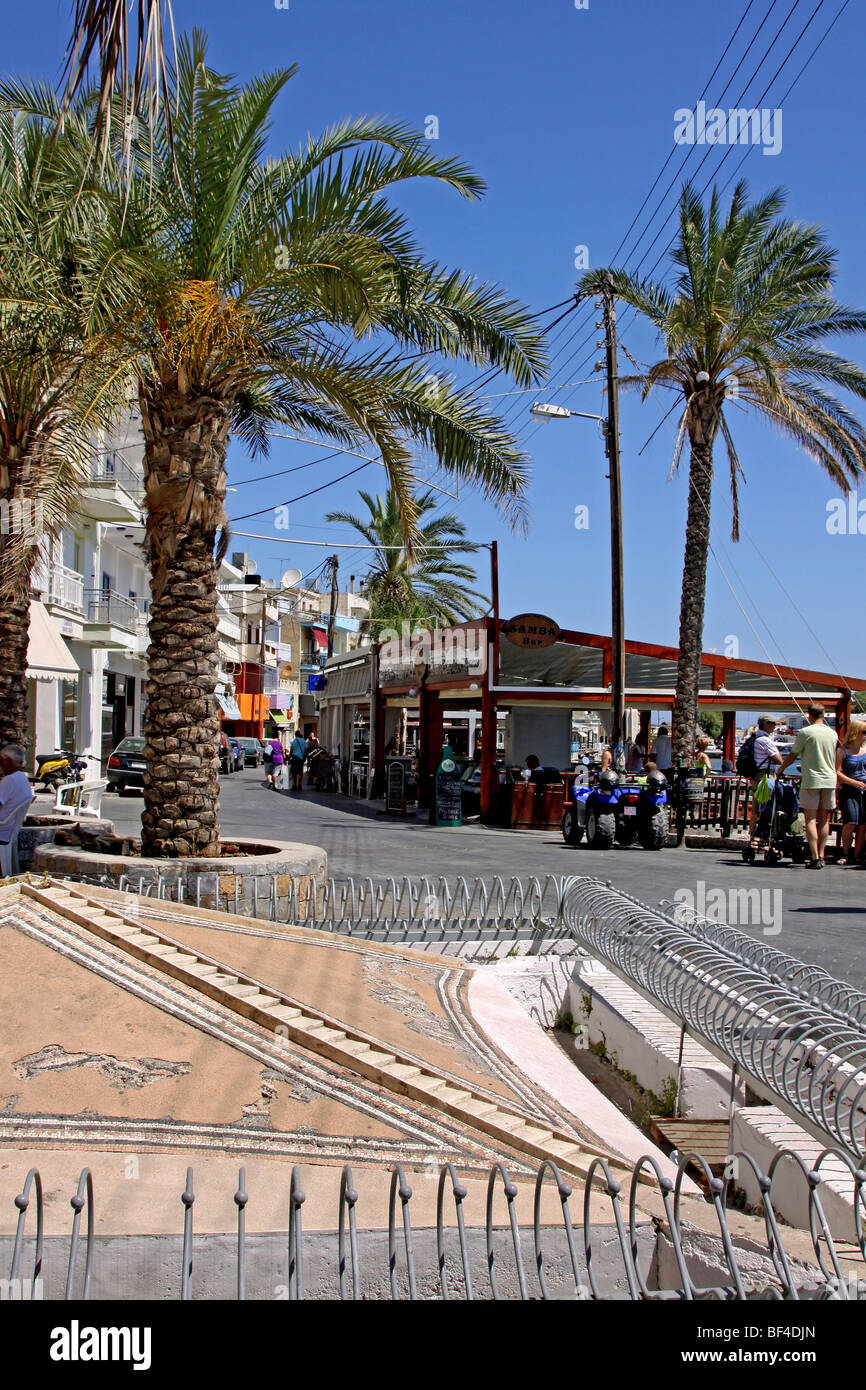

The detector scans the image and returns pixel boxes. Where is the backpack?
[735,732,759,778]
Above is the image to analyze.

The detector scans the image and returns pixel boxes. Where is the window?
[59,678,79,751]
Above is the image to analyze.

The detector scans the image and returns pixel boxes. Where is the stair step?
[387,1064,422,1080]
[363,1049,395,1066]
[183,961,221,976]
[228,984,266,999]
[438,1088,472,1106]
[339,1038,372,1055]
[461,1100,500,1119]
[270,1006,303,1023]
[506,1124,552,1144]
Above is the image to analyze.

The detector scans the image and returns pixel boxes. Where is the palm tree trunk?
[672,439,714,765]
[139,392,228,858]
[0,566,30,748]
[0,448,36,748]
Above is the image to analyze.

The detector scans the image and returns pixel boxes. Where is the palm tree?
[579,182,866,764]
[326,490,487,636]
[0,97,129,747]
[22,33,544,858]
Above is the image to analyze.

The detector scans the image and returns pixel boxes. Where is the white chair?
[54,779,108,820]
[0,795,35,877]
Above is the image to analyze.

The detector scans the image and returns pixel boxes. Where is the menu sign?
[432,751,462,827]
[501,613,561,649]
[386,758,406,813]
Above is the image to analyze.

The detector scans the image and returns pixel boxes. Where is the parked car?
[228,737,245,771]
[234,737,264,768]
[107,736,147,795]
[218,731,235,774]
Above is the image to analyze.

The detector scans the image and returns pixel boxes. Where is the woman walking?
[265,737,285,791]
[835,720,866,864]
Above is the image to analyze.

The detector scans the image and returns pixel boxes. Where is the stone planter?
[17,816,115,873]
[32,839,327,917]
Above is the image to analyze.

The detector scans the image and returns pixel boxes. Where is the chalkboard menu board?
[386,758,406,812]
[432,750,462,827]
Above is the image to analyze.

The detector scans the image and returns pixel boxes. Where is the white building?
[25,404,245,768]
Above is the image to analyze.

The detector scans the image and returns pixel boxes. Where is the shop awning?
[269,710,292,726]
[216,693,242,720]
[26,601,79,681]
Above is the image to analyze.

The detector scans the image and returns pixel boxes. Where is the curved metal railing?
[5,1153,864,1300]
[561,877,866,1161]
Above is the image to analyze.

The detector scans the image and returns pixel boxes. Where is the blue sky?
[10,0,866,682]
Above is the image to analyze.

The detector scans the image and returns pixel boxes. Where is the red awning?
[313,628,328,649]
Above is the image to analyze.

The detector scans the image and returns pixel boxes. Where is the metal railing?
[561,877,866,1161]
[89,453,144,497]
[5,1152,863,1300]
[109,872,574,944]
[85,588,138,631]
[36,563,86,615]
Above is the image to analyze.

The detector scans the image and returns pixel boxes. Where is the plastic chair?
[0,794,35,876]
[54,779,108,819]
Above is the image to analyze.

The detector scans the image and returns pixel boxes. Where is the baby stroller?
[742,778,808,865]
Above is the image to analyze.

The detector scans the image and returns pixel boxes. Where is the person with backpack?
[739,715,783,848]
[289,728,307,792]
[777,704,838,868]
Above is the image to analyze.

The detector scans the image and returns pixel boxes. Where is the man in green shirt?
[777,704,838,869]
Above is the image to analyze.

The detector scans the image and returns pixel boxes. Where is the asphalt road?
[62,767,866,993]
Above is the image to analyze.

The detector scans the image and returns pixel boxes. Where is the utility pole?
[259,593,268,741]
[599,276,626,771]
[326,554,339,658]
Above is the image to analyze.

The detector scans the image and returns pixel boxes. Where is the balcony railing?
[85,588,138,631]
[90,453,144,496]
[38,563,86,614]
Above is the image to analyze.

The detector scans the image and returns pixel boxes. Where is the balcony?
[82,588,142,649]
[80,453,144,522]
[33,562,86,617]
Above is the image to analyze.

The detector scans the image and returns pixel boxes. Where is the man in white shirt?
[652,725,672,770]
[0,745,34,846]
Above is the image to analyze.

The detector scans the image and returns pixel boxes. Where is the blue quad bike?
[561,769,669,851]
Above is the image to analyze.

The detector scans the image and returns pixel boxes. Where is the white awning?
[26,601,79,682]
[217,693,242,720]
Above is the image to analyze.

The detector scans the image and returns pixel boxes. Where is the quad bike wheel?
[765,846,783,865]
[741,844,757,863]
[562,807,584,845]
[638,809,668,850]
[586,809,615,850]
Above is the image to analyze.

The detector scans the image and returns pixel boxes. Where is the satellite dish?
[281,568,302,589]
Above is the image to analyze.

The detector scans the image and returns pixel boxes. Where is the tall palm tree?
[326,490,487,635]
[21,33,545,857]
[579,182,866,764]
[0,97,129,747]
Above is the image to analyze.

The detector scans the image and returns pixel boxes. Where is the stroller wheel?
[765,847,782,865]
[742,844,756,863]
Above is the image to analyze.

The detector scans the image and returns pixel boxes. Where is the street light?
[529,287,626,770]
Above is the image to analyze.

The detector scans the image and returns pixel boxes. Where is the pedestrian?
[289,727,307,792]
[744,715,783,849]
[0,745,34,867]
[652,724,672,770]
[695,735,713,776]
[265,736,285,790]
[626,738,645,773]
[777,704,838,868]
[835,718,866,865]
